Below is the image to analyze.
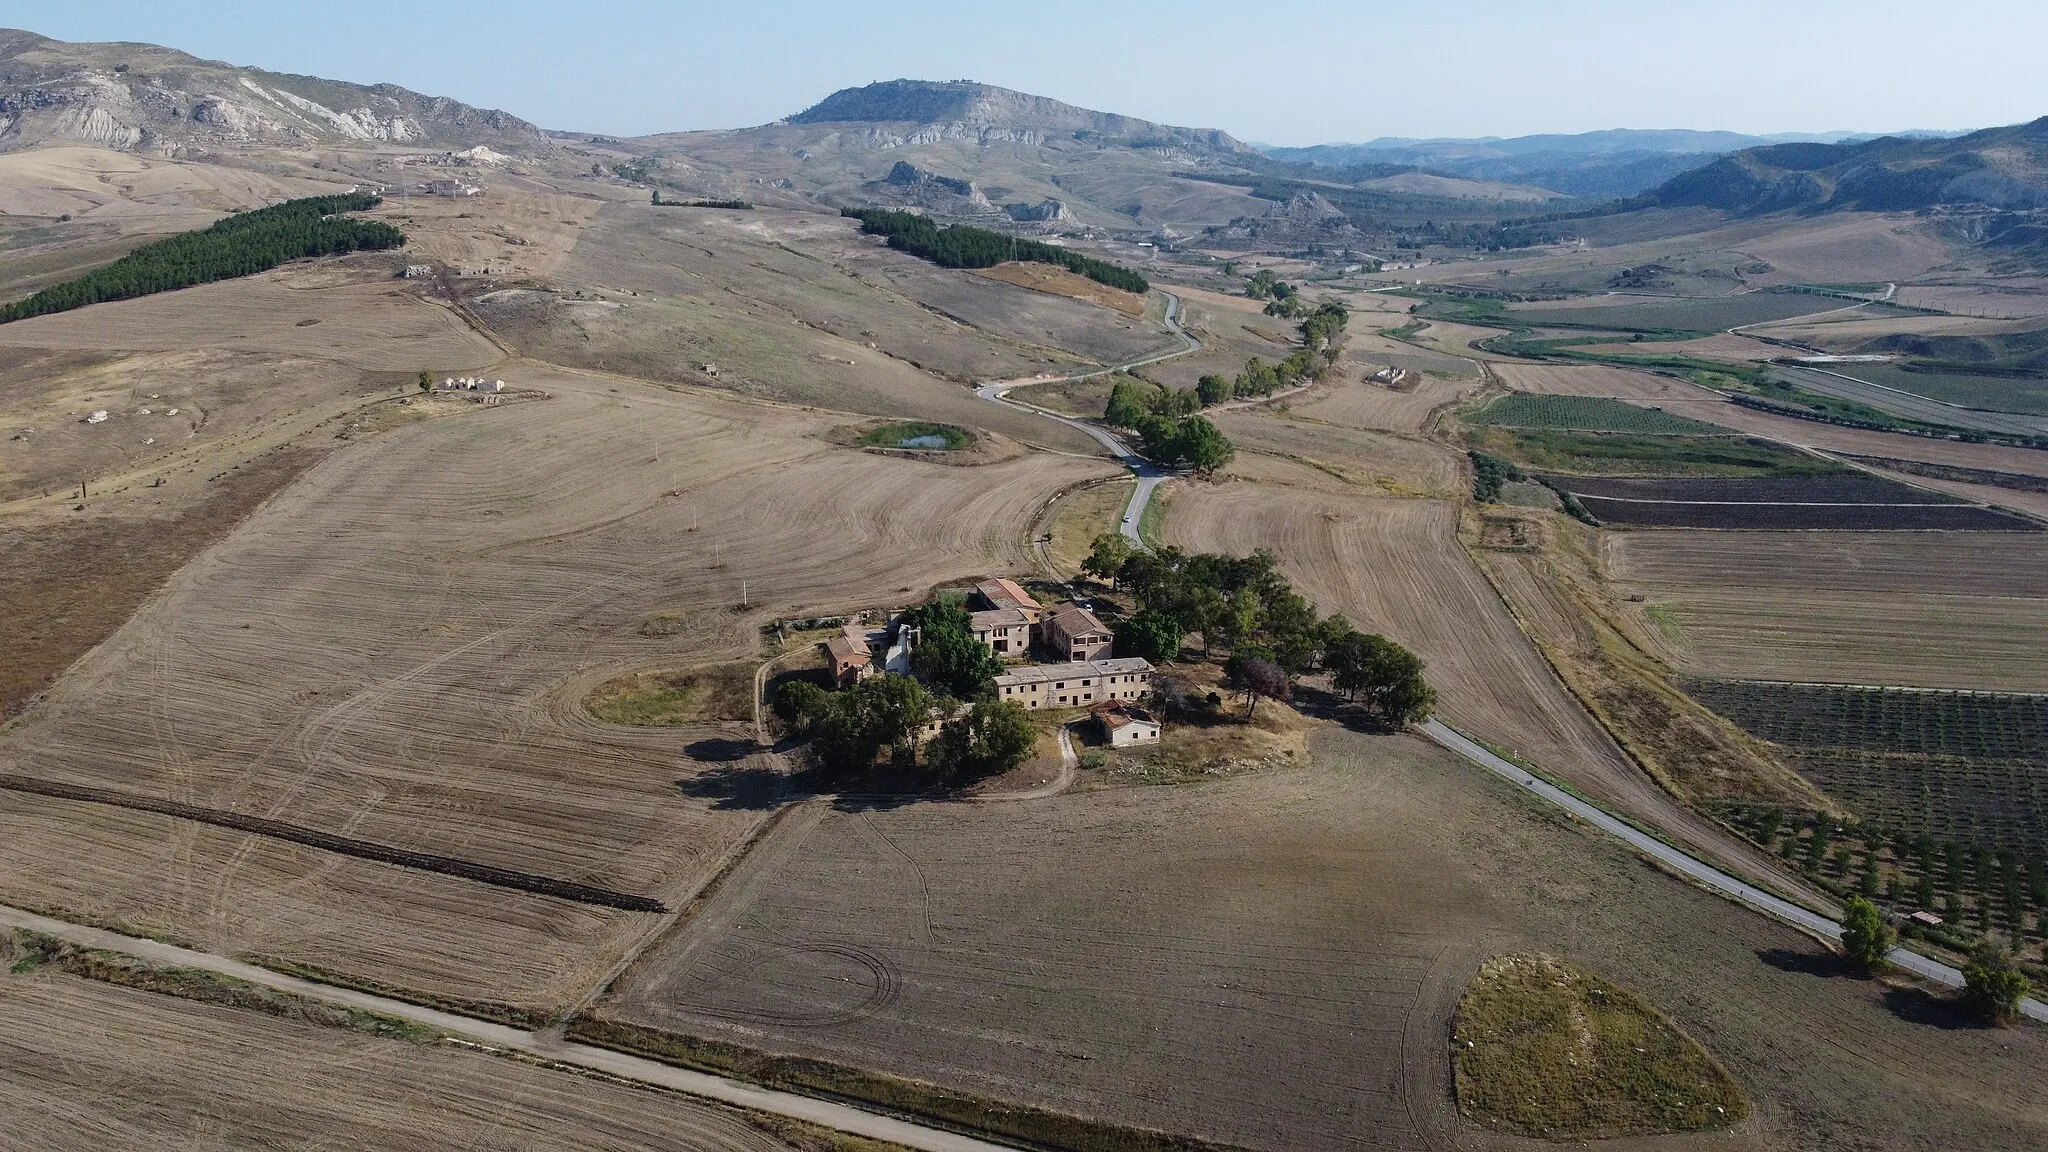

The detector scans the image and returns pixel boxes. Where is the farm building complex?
[994,658,1153,710]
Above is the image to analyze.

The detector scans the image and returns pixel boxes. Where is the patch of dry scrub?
[1453,952,1748,1139]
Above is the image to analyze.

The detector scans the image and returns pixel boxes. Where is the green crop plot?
[1466,393,1722,434]
[1505,291,1893,335]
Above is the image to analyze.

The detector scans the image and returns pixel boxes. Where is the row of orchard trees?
[0,193,404,324]
[842,208,1150,294]
[1084,537,1434,728]
[773,600,1033,785]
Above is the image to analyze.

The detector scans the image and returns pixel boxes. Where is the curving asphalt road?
[1420,720,2047,1023]
[977,290,1202,547]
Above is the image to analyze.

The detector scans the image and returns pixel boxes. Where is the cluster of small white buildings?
[440,377,505,393]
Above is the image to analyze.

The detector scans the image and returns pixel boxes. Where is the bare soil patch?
[0,447,323,717]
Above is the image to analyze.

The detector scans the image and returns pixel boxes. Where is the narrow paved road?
[0,904,1019,1152]
[1419,720,2047,1023]
[978,290,1201,547]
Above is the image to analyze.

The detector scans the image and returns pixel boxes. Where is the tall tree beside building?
[930,698,1037,783]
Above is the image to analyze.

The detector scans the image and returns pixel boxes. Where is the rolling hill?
[0,28,551,156]
[1644,119,2048,214]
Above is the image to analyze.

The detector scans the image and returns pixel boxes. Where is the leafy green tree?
[1218,587,1263,651]
[904,600,1003,700]
[1178,416,1235,476]
[1963,942,2030,1025]
[1839,897,1895,974]
[930,698,1037,783]
[1243,269,1279,299]
[1083,532,1133,586]
[1328,631,1435,726]
[843,208,1148,293]
[417,370,433,393]
[1114,609,1184,663]
[812,673,939,772]
[1196,374,1232,407]
[772,679,831,735]
[1104,378,1152,428]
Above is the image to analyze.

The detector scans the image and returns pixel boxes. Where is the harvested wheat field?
[1160,469,1790,880]
[0,365,1114,1007]
[972,261,1147,316]
[0,966,801,1151]
[1288,368,1481,435]
[603,730,2048,1152]
[1210,410,1461,495]
[0,271,502,373]
[1608,530,2048,692]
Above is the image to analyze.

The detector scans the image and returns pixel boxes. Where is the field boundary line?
[1418,719,2047,1024]
[0,773,665,912]
[0,904,1019,1152]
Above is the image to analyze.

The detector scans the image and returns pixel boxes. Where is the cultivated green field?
[1833,364,2048,417]
[1467,393,1722,434]
[1463,428,1841,477]
[1508,292,1898,335]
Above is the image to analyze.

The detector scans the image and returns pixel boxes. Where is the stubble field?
[0,966,803,1151]
[1607,530,2048,691]
[601,728,2048,1152]
[0,366,1114,1008]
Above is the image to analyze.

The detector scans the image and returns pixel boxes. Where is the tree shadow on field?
[1881,986,1984,1030]
[1289,682,1406,735]
[1756,946,1853,978]
[685,737,762,763]
[676,757,786,811]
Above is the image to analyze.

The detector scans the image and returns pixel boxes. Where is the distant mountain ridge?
[1260,128,1962,199]
[1644,118,2048,213]
[787,79,1250,155]
[0,28,549,155]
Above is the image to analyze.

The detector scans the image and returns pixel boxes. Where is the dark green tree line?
[843,208,1149,293]
[0,193,404,324]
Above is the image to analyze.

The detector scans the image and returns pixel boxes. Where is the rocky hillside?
[1645,118,2048,214]
[788,79,1249,156]
[0,28,550,156]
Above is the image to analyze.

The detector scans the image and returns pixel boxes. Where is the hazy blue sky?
[8,1,2046,145]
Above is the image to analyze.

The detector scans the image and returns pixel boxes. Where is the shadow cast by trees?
[1882,986,1985,1030]
[1755,946,1853,979]
[675,762,786,811]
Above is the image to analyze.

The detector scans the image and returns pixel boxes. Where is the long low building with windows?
[994,657,1153,710]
